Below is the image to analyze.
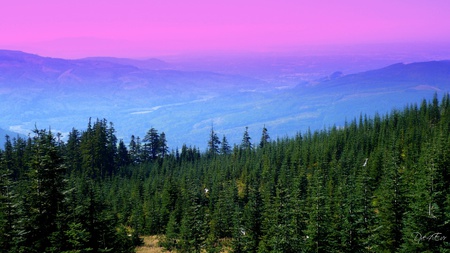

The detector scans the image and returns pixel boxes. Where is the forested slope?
[1,94,450,252]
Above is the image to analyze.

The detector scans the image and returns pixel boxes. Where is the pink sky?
[1,0,450,58]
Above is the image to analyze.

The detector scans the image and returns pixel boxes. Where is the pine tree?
[212,181,237,239]
[240,183,262,253]
[160,177,180,231]
[207,126,221,156]
[241,127,252,150]
[159,132,169,158]
[19,129,67,252]
[372,140,406,252]
[65,128,82,174]
[116,139,130,168]
[259,161,302,253]
[80,119,116,179]
[143,128,160,161]
[401,136,449,252]
[179,181,207,253]
[303,167,333,253]
[231,204,245,253]
[162,211,180,251]
[2,135,14,177]
[105,121,118,175]
[72,178,135,253]
[128,135,141,164]
[259,125,270,148]
[0,139,18,252]
[338,159,375,252]
[11,136,29,180]
[220,135,231,155]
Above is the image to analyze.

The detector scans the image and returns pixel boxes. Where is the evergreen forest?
[1,94,450,252]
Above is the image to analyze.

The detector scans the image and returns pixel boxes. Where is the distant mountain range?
[0,49,449,150]
[81,56,173,70]
[318,61,450,88]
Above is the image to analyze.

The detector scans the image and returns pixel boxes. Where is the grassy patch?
[136,235,173,253]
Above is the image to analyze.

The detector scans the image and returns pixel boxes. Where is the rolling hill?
[0,49,449,150]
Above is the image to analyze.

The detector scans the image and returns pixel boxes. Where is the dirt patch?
[136,235,173,253]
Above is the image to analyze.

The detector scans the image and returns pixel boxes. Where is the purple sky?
[1,0,450,58]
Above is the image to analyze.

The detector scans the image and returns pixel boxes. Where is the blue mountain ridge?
[0,49,449,150]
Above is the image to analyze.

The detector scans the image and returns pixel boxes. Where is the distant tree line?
[1,94,450,252]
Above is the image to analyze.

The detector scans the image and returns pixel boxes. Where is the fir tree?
[220,135,231,155]
[240,183,262,253]
[65,128,82,174]
[116,139,130,168]
[0,140,17,252]
[372,139,406,252]
[207,126,221,156]
[20,129,67,252]
[128,135,141,164]
[241,127,252,150]
[159,132,169,158]
[259,125,270,148]
[143,128,160,161]
[179,181,207,253]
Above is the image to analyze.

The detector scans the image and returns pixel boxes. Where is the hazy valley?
[1,49,449,149]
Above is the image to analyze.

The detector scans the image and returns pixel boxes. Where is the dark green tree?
[11,136,30,180]
[259,125,270,148]
[179,182,207,253]
[241,127,252,150]
[128,135,141,164]
[143,128,160,161]
[159,132,169,158]
[0,137,18,251]
[207,126,221,156]
[240,183,263,253]
[69,177,135,253]
[303,167,334,253]
[18,129,67,252]
[220,135,231,155]
[65,128,82,174]
[372,140,406,252]
[116,139,130,168]
[80,119,117,179]
[161,211,180,251]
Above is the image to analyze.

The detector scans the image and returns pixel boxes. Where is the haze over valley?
[1,48,449,149]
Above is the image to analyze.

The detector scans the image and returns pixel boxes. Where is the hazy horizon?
[1,1,450,59]
[3,42,450,64]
